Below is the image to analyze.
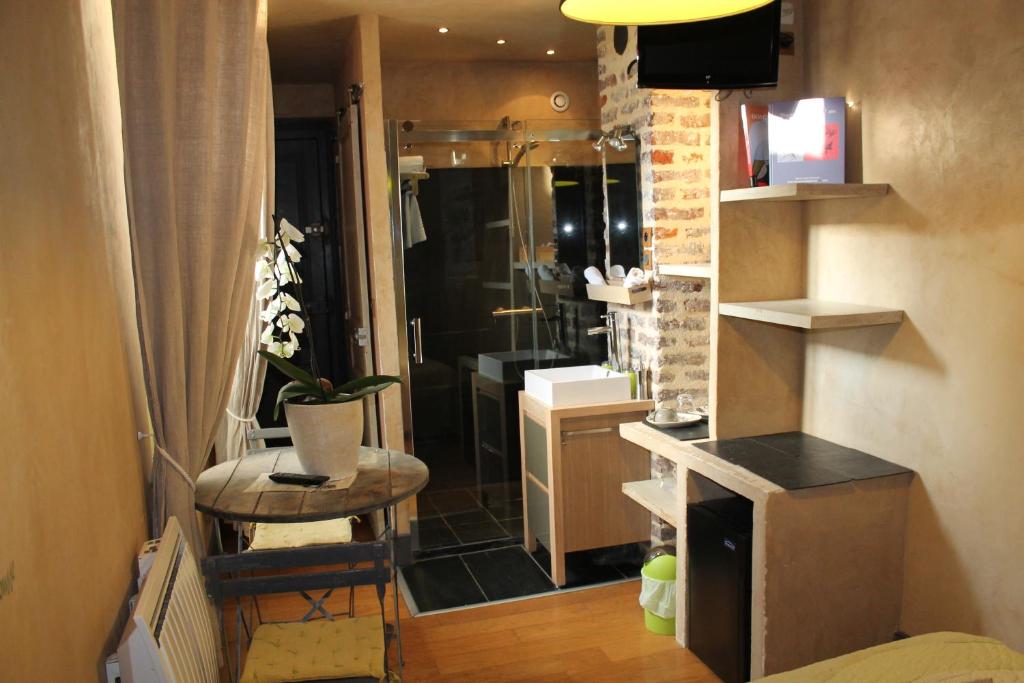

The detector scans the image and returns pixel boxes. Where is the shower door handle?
[409,317,424,365]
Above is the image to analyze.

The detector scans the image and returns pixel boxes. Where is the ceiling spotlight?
[559,0,773,24]
[546,49,556,55]
[437,27,449,34]
[496,39,506,45]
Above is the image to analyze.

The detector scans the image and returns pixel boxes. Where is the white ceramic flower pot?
[284,399,363,486]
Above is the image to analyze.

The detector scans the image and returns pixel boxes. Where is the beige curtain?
[216,76,275,464]
[113,0,271,549]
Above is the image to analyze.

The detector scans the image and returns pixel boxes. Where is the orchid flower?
[279,218,305,244]
[257,216,308,359]
[277,313,305,335]
[256,278,277,300]
[280,293,301,311]
[282,332,300,358]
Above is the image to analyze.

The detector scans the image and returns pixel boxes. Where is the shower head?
[594,126,631,153]
[509,140,540,167]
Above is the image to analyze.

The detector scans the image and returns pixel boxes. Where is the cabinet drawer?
[524,417,548,485]
[526,477,551,552]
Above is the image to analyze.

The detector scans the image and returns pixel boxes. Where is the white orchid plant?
[257,215,400,419]
[257,217,307,359]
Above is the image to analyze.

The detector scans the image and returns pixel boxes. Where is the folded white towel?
[623,267,647,287]
[608,265,626,279]
[584,266,607,285]
[399,155,425,175]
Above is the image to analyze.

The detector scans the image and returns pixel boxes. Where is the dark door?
[258,118,347,428]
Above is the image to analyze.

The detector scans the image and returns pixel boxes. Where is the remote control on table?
[269,472,329,487]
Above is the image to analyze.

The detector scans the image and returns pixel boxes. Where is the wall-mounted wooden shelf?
[719,298,904,330]
[720,183,889,203]
[513,260,556,270]
[622,478,678,527]
[659,263,713,279]
[586,283,653,305]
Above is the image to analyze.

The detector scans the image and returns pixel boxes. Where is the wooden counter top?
[620,421,782,504]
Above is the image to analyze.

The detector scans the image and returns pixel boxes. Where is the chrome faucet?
[587,312,621,371]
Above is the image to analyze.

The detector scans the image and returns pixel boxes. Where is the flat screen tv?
[637,0,782,90]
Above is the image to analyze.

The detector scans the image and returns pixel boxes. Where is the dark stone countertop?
[695,431,912,491]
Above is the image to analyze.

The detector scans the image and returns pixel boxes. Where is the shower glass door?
[386,119,611,556]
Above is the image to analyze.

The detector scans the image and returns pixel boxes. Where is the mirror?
[601,132,643,272]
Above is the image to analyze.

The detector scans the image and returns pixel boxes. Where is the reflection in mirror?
[604,140,642,272]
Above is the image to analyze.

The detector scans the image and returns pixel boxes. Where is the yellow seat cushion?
[761,631,1024,682]
[248,517,353,551]
[240,616,385,682]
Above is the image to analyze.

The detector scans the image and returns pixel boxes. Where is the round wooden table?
[195,446,429,523]
[196,447,427,681]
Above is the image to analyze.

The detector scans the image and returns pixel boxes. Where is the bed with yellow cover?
[760,632,1024,682]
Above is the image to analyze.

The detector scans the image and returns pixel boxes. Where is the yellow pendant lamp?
[559,0,773,25]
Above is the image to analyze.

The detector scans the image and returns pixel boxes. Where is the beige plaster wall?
[273,82,336,118]
[800,0,1024,648]
[381,60,600,123]
[0,0,149,678]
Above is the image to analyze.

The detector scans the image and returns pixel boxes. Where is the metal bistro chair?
[118,516,391,683]
[241,426,359,618]
[203,534,393,683]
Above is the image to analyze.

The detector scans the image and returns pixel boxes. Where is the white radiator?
[117,518,219,683]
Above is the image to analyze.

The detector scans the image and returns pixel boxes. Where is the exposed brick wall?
[597,26,713,545]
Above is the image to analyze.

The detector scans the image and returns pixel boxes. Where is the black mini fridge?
[687,495,753,683]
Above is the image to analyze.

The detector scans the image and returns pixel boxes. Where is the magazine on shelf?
[768,96,846,184]
[740,103,770,187]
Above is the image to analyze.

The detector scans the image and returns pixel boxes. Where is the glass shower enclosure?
[385,119,639,555]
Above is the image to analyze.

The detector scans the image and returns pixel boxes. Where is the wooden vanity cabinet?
[519,391,654,586]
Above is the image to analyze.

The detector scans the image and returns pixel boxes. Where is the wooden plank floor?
[224,567,719,682]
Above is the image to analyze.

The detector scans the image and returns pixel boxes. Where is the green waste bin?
[640,553,677,635]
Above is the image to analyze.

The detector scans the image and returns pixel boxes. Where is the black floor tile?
[451,520,509,545]
[462,546,554,601]
[499,517,524,539]
[478,482,523,503]
[400,555,486,613]
[482,496,525,522]
[415,536,520,561]
[588,543,648,579]
[443,508,496,527]
[426,488,481,515]
[446,508,510,544]
[476,484,523,521]
[416,516,459,551]
[530,545,627,588]
[416,495,442,519]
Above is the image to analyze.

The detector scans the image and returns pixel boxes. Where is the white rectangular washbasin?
[524,365,631,407]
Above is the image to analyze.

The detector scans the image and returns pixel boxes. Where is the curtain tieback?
[225,407,257,423]
[154,441,197,491]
